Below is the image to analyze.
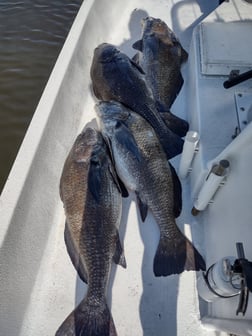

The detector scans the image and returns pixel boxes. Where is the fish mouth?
[141,16,167,34]
[141,16,155,32]
[141,16,178,44]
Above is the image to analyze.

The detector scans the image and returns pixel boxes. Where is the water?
[0,0,83,192]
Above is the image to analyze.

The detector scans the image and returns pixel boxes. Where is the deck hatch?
[199,21,252,76]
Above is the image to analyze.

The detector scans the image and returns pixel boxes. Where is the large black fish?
[133,17,189,137]
[57,127,126,336]
[96,101,205,276]
[90,43,184,160]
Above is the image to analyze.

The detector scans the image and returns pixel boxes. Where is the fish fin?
[159,110,189,137]
[108,161,129,198]
[55,297,118,336]
[132,52,140,64]
[103,133,129,198]
[118,178,129,198]
[160,129,184,160]
[115,121,142,161]
[129,58,145,75]
[64,222,88,284]
[136,192,148,222]
[132,39,143,51]
[168,163,182,218]
[153,228,206,276]
[88,157,102,203]
[113,231,127,268]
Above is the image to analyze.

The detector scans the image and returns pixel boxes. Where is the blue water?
[0,0,83,192]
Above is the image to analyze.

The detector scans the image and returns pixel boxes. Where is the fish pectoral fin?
[113,231,127,268]
[108,162,129,198]
[129,58,145,75]
[102,132,117,168]
[103,133,129,198]
[136,192,148,222]
[64,222,88,284]
[88,159,102,203]
[118,178,129,198]
[132,39,143,52]
[115,121,142,161]
[169,162,182,218]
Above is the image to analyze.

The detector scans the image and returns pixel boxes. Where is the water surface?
[0,0,83,192]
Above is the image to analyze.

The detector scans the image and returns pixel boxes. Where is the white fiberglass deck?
[1,1,252,335]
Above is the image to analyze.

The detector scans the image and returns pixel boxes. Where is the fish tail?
[153,229,206,276]
[55,297,117,336]
[160,129,184,160]
[159,110,189,138]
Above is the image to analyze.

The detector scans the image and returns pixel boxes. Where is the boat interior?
[1,0,252,335]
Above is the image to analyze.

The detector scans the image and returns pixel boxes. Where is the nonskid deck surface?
[2,0,244,335]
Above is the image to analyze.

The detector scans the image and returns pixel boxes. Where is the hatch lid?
[199,21,252,76]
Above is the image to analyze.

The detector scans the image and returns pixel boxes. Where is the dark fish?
[57,127,126,336]
[90,42,184,160]
[96,101,205,276]
[132,17,189,137]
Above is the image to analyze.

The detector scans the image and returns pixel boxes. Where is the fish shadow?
[135,199,179,336]
[118,8,149,58]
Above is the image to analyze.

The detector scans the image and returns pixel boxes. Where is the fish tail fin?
[153,229,206,276]
[159,110,189,138]
[160,129,184,160]
[55,297,117,336]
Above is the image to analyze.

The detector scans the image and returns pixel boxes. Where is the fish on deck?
[96,101,206,276]
[132,16,189,137]
[57,127,126,336]
[90,42,184,160]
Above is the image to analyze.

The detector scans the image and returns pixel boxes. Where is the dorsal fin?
[132,39,143,51]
